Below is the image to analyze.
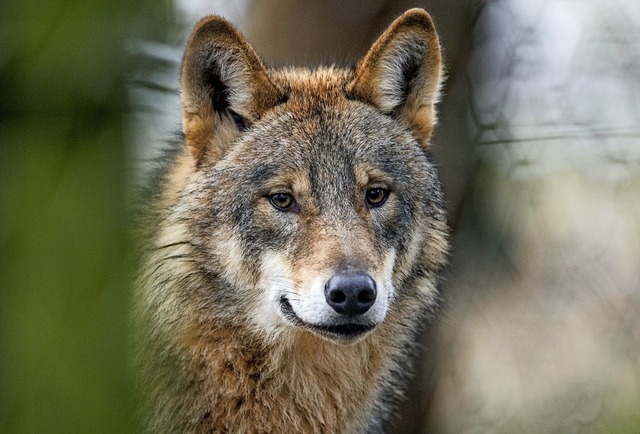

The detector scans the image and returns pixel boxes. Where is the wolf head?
[154,9,448,345]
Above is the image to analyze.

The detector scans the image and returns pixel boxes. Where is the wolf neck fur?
[178,314,396,433]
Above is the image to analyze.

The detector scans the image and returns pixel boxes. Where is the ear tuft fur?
[348,8,443,146]
[180,16,284,163]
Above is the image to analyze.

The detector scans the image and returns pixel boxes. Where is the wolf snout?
[324,272,377,317]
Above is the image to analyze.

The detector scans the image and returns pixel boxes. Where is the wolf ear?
[181,16,284,162]
[348,9,442,146]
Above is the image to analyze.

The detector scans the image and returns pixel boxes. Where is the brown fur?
[348,9,443,146]
[136,9,448,433]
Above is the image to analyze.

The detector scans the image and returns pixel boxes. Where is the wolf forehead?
[214,68,426,164]
[214,101,435,203]
[270,66,354,102]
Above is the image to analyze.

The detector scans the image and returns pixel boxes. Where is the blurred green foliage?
[0,0,170,432]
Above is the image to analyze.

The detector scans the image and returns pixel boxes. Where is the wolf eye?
[268,192,298,212]
[365,188,389,208]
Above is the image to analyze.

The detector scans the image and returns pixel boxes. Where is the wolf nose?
[325,273,377,316]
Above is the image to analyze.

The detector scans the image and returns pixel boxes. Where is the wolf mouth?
[279,296,376,341]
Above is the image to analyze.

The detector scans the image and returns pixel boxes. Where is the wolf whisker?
[153,240,195,251]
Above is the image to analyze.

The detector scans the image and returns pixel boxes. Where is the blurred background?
[2,0,639,433]
[0,0,170,432]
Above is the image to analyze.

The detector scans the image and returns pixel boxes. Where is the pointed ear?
[348,9,443,146]
[180,16,285,162]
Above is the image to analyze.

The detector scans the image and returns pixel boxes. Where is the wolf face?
[199,94,441,343]
[160,10,446,345]
[138,9,448,432]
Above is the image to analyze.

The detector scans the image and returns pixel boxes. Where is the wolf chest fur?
[136,8,449,433]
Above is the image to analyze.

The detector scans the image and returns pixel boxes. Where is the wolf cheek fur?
[136,8,449,434]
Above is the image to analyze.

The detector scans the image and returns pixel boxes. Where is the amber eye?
[365,187,389,208]
[269,192,298,212]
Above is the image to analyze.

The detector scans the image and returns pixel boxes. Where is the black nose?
[325,272,377,316]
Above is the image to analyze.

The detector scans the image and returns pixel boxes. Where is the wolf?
[135,8,449,433]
